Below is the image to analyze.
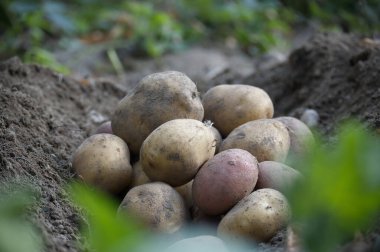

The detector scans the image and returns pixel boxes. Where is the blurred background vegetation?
[0,0,379,73]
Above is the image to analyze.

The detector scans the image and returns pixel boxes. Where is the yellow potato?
[203,84,274,136]
[141,119,216,187]
[112,71,204,155]
[217,188,290,242]
[220,119,290,162]
[118,182,187,233]
[72,134,132,194]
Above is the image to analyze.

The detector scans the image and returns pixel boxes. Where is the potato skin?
[217,188,290,242]
[175,180,193,209]
[130,161,151,188]
[118,182,187,233]
[112,71,204,155]
[141,119,216,187]
[220,119,290,162]
[203,84,274,136]
[193,149,258,216]
[72,134,132,194]
[275,116,314,155]
[256,161,302,192]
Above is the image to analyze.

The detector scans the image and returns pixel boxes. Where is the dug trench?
[0,32,379,251]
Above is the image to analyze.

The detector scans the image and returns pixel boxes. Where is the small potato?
[210,126,223,154]
[220,119,290,162]
[193,149,258,215]
[130,161,151,188]
[217,188,290,242]
[118,182,187,233]
[166,236,229,252]
[175,180,193,209]
[112,71,204,155]
[72,134,132,194]
[94,121,113,135]
[203,84,274,136]
[275,116,314,155]
[141,119,216,187]
[256,161,302,192]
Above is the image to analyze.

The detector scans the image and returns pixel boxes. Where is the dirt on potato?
[0,32,380,251]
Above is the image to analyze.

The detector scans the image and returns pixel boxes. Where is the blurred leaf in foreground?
[0,183,43,252]
[68,183,147,252]
[286,121,380,252]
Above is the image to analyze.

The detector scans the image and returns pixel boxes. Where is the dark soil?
[0,32,379,251]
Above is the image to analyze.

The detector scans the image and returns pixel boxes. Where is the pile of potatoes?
[71,71,314,248]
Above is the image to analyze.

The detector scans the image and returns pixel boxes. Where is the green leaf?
[68,183,146,252]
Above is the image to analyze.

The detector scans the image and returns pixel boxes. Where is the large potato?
[220,119,290,162]
[112,71,204,155]
[217,188,290,242]
[256,161,302,192]
[72,134,132,194]
[203,84,274,136]
[118,182,187,233]
[275,116,314,155]
[193,149,258,215]
[141,119,216,187]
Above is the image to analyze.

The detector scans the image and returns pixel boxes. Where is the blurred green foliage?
[1,0,379,73]
[68,183,147,252]
[286,122,380,252]
[0,184,43,252]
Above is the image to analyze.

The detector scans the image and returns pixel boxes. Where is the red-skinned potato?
[220,119,290,162]
[203,84,274,136]
[72,134,132,194]
[193,149,258,216]
[275,116,314,156]
[256,161,302,192]
[141,119,216,187]
[217,188,290,242]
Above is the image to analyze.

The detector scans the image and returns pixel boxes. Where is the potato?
[210,125,222,153]
[175,180,193,209]
[256,161,302,192]
[141,119,216,187]
[217,188,290,242]
[72,134,132,194]
[220,119,290,162]
[275,116,314,155]
[118,182,187,233]
[94,121,113,135]
[203,84,274,136]
[130,161,151,188]
[112,71,204,155]
[166,236,229,252]
[193,149,258,215]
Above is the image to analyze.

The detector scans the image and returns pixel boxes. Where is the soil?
[0,32,379,252]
